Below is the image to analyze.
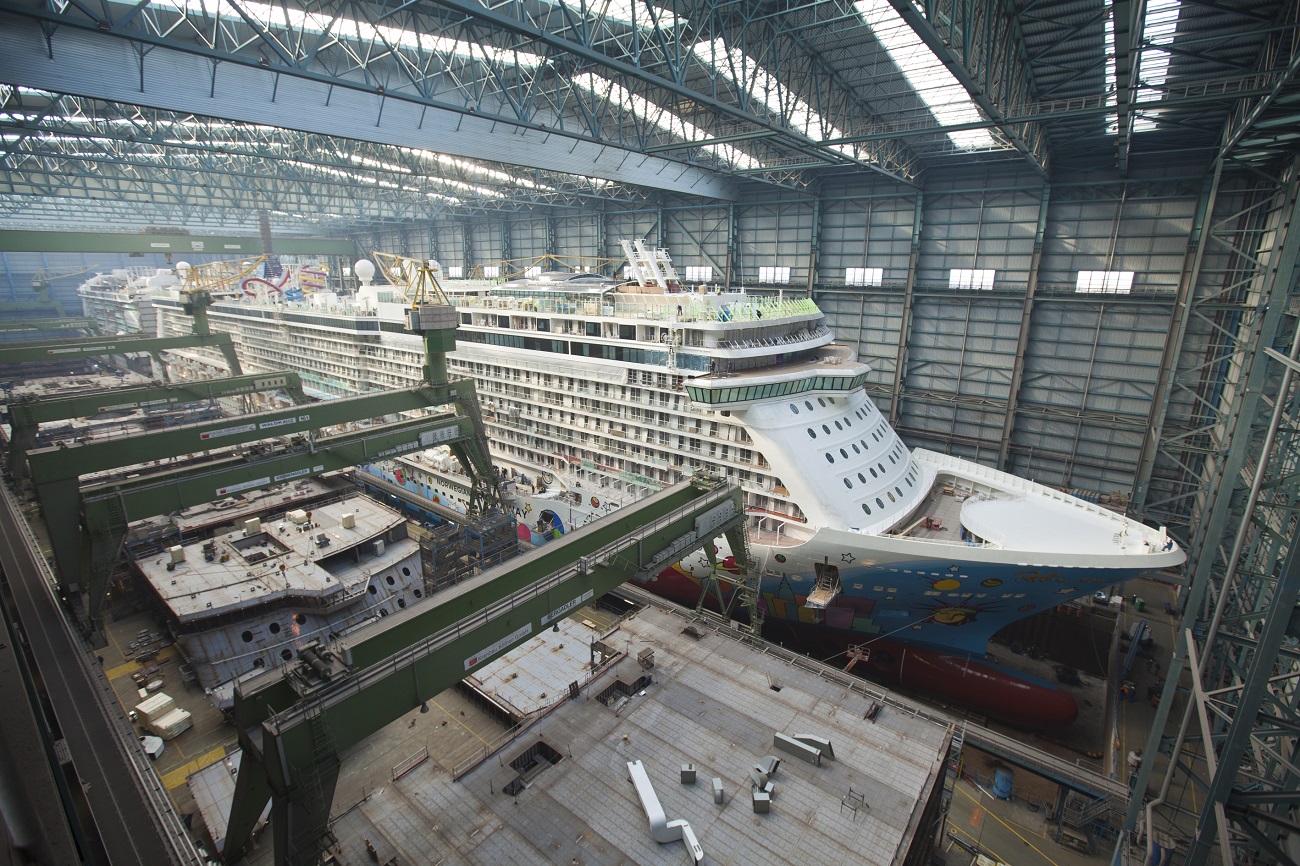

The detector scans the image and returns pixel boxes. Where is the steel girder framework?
[0,0,1051,194]
[1119,157,1300,865]
[0,89,653,229]
[882,0,1048,176]
[1132,159,1300,546]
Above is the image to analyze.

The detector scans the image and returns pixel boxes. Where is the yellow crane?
[176,255,266,297]
[370,251,452,308]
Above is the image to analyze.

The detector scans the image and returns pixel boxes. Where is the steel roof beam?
[421,0,919,185]
[883,0,1050,178]
[0,10,738,201]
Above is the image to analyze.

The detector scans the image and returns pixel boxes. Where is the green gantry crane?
[223,474,750,866]
[25,257,499,633]
[0,290,243,379]
[5,371,309,480]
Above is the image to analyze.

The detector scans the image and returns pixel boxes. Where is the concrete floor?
[945,777,1105,866]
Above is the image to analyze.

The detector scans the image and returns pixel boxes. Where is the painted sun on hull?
[636,561,1080,730]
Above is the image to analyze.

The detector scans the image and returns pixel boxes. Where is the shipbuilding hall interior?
[0,2,1298,866]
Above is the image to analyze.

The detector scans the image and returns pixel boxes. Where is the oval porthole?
[368,585,378,595]
[386,575,395,586]
[825,453,835,464]
[241,630,254,643]
[253,658,265,668]
[294,613,306,625]
[413,589,423,598]
[269,622,281,635]
[398,598,406,609]
[281,649,293,661]
[402,566,411,576]
[379,608,388,617]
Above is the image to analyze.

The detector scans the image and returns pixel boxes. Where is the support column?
[501,219,513,277]
[597,207,610,275]
[806,193,822,298]
[461,221,473,278]
[996,185,1050,471]
[889,193,923,426]
[724,204,738,287]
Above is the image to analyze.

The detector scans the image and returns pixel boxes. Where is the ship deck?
[235,602,950,866]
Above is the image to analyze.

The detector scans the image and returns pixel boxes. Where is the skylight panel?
[538,0,683,30]
[126,0,546,68]
[1134,0,1181,132]
[692,38,858,162]
[571,72,760,170]
[846,267,883,287]
[1076,270,1133,294]
[853,1,999,151]
[949,269,995,290]
[1106,0,1182,135]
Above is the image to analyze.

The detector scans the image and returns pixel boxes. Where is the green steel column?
[889,193,923,426]
[461,221,473,278]
[806,192,822,298]
[996,185,1050,472]
[501,219,513,277]
[597,206,610,276]
[724,204,737,287]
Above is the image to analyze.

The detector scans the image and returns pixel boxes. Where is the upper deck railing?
[451,291,821,325]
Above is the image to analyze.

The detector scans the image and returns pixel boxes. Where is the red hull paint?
[634,570,1079,730]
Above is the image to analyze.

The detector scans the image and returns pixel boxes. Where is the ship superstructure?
[133,496,423,693]
[85,241,1184,725]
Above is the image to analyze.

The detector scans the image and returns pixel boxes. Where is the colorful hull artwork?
[627,545,1151,728]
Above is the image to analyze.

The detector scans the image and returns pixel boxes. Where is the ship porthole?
[241,630,254,643]
[294,613,306,624]
[414,589,423,598]
[281,649,293,661]
[386,575,396,586]
[269,622,281,634]
[398,598,406,609]
[379,608,388,617]
[252,658,264,668]
[368,585,378,595]
[825,453,834,464]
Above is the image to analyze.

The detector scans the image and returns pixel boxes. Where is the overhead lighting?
[853,1,999,150]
